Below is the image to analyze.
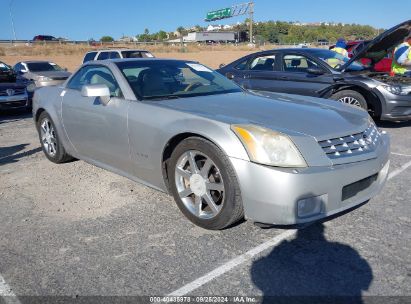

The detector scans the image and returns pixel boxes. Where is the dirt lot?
[1,44,256,72]
[0,110,410,301]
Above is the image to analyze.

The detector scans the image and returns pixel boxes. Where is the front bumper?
[230,133,390,225]
[375,87,411,121]
[0,93,30,110]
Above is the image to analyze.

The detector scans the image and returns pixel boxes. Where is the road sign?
[205,7,232,21]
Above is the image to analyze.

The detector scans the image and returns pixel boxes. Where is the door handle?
[280,76,289,80]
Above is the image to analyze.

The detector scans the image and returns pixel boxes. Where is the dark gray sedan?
[32,59,390,230]
[218,20,411,121]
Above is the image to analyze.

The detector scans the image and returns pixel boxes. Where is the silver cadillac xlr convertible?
[32,59,390,230]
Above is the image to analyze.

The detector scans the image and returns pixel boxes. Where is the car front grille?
[0,88,26,96]
[318,124,380,159]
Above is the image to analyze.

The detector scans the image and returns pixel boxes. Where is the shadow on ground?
[0,110,32,124]
[0,144,42,165]
[251,223,372,304]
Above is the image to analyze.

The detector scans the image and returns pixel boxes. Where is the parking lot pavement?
[0,112,410,300]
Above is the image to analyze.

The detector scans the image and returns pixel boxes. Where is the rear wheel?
[37,112,73,163]
[169,137,244,230]
[331,90,368,110]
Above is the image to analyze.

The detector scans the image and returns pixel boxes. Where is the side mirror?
[307,67,325,75]
[219,63,226,68]
[64,68,68,71]
[17,70,27,75]
[81,84,110,105]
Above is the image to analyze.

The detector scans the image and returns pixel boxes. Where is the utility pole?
[9,0,17,41]
[249,1,254,44]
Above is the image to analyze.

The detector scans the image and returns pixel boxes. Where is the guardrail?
[0,39,331,47]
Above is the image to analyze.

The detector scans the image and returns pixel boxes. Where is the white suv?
[82,49,154,63]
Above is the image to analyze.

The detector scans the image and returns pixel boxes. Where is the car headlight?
[26,83,36,92]
[231,124,307,168]
[37,76,52,82]
[382,85,411,96]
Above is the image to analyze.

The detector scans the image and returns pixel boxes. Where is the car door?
[241,52,285,92]
[273,53,333,97]
[61,65,131,173]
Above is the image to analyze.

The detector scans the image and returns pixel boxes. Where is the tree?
[157,30,168,41]
[176,26,186,36]
[194,25,203,32]
[100,36,114,42]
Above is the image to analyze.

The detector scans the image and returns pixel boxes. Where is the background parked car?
[32,35,58,42]
[217,20,411,121]
[82,49,155,63]
[13,61,71,88]
[0,61,33,111]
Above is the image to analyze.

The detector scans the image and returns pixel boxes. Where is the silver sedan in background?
[13,60,71,88]
[32,59,390,230]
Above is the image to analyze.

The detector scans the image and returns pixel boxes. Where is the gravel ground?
[0,112,410,303]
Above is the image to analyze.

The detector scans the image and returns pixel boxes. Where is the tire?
[169,137,244,230]
[331,90,368,110]
[37,112,73,163]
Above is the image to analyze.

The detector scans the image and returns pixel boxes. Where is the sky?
[0,0,410,40]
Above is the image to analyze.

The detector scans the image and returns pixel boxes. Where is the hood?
[32,70,71,79]
[0,82,26,89]
[156,92,369,141]
[341,20,411,72]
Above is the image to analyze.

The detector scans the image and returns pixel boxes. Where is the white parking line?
[168,159,411,296]
[388,159,411,180]
[391,152,411,157]
[168,230,296,296]
[0,274,20,303]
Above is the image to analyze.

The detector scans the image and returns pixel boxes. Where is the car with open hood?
[32,58,390,230]
[13,61,71,89]
[218,20,411,121]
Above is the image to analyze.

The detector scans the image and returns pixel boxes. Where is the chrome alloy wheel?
[40,118,57,157]
[174,150,225,219]
[338,96,361,107]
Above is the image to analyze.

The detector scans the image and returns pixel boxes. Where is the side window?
[14,63,23,72]
[66,65,122,97]
[249,55,277,71]
[234,59,249,70]
[109,52,121,59]
[83,52,97,63]
[282,54,320,72]
[97,52,110,60]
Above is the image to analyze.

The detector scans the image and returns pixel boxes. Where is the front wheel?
[169,137,244,230]
[331,90,368,110]
[37,112,73,163]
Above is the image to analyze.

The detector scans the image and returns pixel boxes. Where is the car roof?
[86,49,150,53]
[19,60,55,64]
[250,48,334,56]
[83,58,197,66]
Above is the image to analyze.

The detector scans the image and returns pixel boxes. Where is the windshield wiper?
[142,95,180,101]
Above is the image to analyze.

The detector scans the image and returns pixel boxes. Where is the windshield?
[116,60,242,100]
[309,49,365,71]
[27,62,63,72]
